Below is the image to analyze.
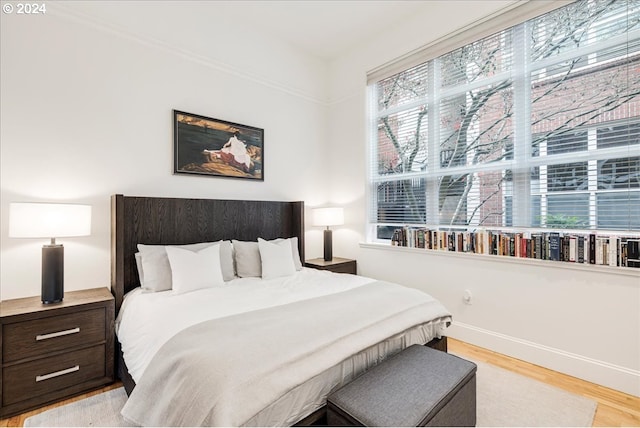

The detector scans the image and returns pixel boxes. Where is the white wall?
[0,2,329,300]
[325,1,640,396]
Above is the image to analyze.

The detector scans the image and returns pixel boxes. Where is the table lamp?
[312,207,344,261]
[9,202,92,304]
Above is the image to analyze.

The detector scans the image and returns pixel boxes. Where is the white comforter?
[116,268,374,382]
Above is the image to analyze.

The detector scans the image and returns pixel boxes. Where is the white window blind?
[368,0,640,242]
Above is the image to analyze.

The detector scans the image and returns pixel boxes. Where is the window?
[369,0,640,240]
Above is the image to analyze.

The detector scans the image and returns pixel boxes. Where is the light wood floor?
[1,338,638,427]
[448,338,640,427]
[0,382,123,427]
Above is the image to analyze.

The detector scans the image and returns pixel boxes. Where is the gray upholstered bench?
[327,344,477,426]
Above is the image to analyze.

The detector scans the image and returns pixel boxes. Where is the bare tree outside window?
[372,0,640,234]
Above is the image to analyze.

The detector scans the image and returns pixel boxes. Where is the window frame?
[367,0,640,244]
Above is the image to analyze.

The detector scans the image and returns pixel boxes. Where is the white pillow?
[134,252,145,286]
[258,238,296,280]
[165,244,224,294]
[217,241,235,280]
[273,237,303,271]
[232,240,262,278]
[137,241,234,292]
[290,237,303,271]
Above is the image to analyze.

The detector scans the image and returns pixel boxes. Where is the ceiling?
[58,1,454,61]
[219,1,435,60]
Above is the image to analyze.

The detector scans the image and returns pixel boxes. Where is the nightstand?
[305,257,357,275]
[0,287,114,418]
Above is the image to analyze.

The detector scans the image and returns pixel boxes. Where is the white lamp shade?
[311,207,344,227]
[9,203,92,238]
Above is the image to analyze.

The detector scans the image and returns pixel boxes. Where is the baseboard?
[448,322,640,397]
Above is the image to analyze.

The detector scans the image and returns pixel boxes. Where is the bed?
[110,194,452,426]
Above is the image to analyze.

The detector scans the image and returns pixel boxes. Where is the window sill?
[359,242,640,278]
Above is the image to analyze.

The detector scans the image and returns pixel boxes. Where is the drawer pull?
[35,365,80,382]
[36,327,80,341]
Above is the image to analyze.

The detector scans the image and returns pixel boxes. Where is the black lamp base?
[42,244,64,304]
[323,229,333,262]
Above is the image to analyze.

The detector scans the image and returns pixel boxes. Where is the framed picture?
[173,110,264,180]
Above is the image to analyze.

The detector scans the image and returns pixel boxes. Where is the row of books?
[390,227,640,268]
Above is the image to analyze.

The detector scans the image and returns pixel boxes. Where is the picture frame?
[173,110,264,180]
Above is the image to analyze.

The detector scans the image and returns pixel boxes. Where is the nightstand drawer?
[326,263,357,274]
[305,257,357,275]
[3,344,106,406]
[2,308,106,363]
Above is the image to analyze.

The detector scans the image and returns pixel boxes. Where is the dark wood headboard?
[110,194,305,313]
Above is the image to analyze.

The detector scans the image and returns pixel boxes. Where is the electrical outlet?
[463,289,473,305]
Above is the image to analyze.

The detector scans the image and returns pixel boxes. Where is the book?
[608,236,619,267]
[549,232,560,261]
[596,236,608,265]
[627,239,640,268]
[577,236,585,263]
[569,236,577,262]
[562,236,571,262]
[533,234,542,259]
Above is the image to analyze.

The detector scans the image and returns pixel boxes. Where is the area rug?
[24,358,597,427]
[472,359,597,426]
